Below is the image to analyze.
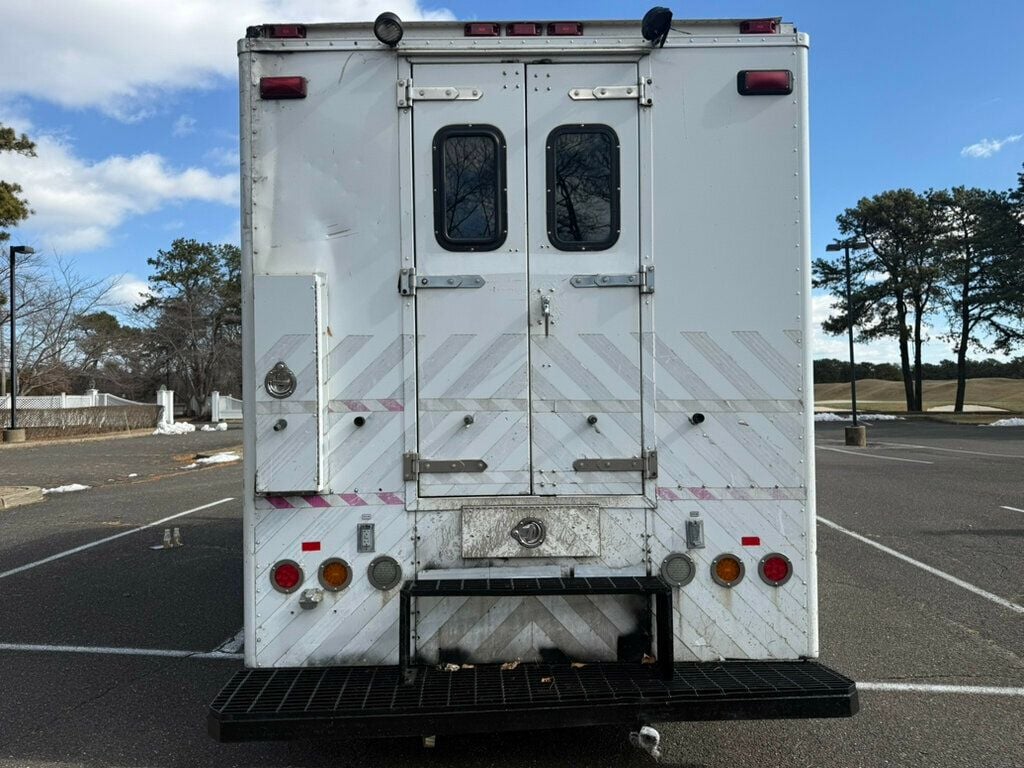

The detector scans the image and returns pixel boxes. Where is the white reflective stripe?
[0,497,235,580]
[818,516,1024,615]
[999,505,1024,513]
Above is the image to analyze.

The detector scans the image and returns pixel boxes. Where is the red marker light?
[263,24,306,38]
[259,76,307,100]
[739,19,778,34]
[506,22,542,36]
[301,541,321,552]
[548,21,583,36]
[741,536,761,546]
[737,70,793,96]
[465,22,500,36]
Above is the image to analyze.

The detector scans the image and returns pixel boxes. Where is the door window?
[545,124,620,251]
[433,124,508,251]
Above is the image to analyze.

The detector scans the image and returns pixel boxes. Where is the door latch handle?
[541,296,551,337]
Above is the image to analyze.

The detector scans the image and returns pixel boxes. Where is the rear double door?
[412,62,644,497]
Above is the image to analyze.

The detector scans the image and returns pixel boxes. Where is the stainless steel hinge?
[397,79,484,108]
[567,77,653,106]
[569,265,655,294]
[404,452,488,480]
[398,268,486,295]
[572,450,658,478]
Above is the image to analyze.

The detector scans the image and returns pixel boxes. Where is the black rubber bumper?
[209,660,858,741]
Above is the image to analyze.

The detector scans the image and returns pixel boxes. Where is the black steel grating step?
[211,661,854,719]
[404,575,671,597]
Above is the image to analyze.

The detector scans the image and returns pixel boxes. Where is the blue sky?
[2,0,1022,362]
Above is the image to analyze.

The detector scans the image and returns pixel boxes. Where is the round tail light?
[367,556,402,591]
[759,553,793,586]
[711,554,745,587]
[318,558,352,591]
[270,559,303,593]
[661,553,696,587]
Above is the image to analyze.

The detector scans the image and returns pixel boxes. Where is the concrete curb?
[0,486,45,510]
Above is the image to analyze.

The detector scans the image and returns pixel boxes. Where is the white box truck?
[209,9,857,742]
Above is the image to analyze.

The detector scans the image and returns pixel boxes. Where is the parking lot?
[1,421,1021,768]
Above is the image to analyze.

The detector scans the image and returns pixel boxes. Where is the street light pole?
[4,245,35,443]
[826,240,869,445]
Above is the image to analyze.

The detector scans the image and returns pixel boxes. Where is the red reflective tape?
[301,541,321,552]
[741,536,761,546]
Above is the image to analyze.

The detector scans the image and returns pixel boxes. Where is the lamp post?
[826,240,869,446]
[4,245,35,444]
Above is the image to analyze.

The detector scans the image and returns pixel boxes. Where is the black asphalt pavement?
[1,423,1022,767]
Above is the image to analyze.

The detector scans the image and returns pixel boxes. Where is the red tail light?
[737,70,793,96]
[739,19,778,34]
[506,22,542,36]
[270,560,303,593]
[263,24,306,38]
[759,553,793,586]
[465,22,500,36]
[259,76,307,100]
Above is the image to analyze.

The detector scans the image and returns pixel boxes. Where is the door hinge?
[569,265,655,294]
[398,268,486,295]
[567,77,653,106]
[397,79,484,108]
[572,450,658,478]
[404,452,488,480]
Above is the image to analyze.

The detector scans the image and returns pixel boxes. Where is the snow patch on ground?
[181,452,240,469]
[43,484,91,494]
[216,422,228,431]
[982,418,1024,427]
[814,413,905,423]
[200,422,228,432]
[127,473,139,478]
[153,421,196,436]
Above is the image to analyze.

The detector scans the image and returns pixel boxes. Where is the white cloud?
[204,146,240,168]
[0,1,453,118]
[0,132,237,252]
[173,115,197,137]
[108,273,151,309]
[960,133,1022,159]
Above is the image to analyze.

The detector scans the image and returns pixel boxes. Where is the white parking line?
[0,642,242,660]
[817,446,934,464]
[215,628,245,654]
[859,682,1024,697]
[876,441,1024,460]
[0,497,235,581]
[1000,506,1024,514]
[818,516,1024,615]
[1,643,1021,697]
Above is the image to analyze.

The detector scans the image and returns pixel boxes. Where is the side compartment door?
[411,64,531,496]
[526,63,645,495]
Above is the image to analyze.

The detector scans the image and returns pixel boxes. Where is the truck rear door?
[411,61,646,497]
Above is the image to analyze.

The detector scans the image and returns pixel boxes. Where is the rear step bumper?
[209,660,858,741]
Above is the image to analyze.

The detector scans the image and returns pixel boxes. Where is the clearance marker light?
[506,22,543,36]
[739,19,778,34]
[262,24,306,38]
[465,22,500,36]
[548,21,584,36]
[259,76,307,100]
[737,70,793,96]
